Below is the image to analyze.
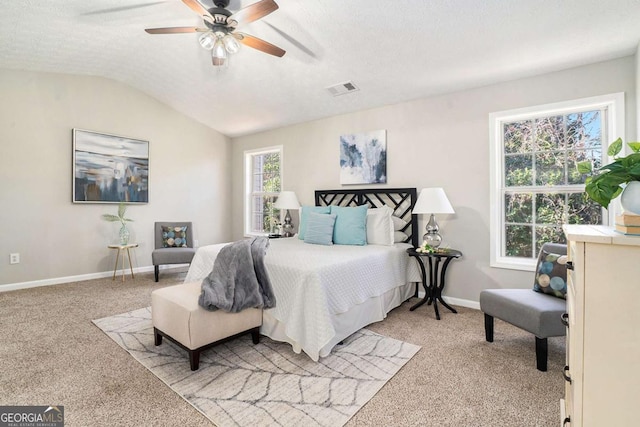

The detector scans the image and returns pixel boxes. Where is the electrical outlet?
[10,253,20,264]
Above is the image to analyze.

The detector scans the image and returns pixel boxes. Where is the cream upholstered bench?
[151,281,262,370]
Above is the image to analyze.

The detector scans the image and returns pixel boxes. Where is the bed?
[184,188,421,361]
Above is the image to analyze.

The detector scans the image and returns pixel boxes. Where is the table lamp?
[274,191,300,237]
[412,188,455,248]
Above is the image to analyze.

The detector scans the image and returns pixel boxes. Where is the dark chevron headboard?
[315,188,419,248]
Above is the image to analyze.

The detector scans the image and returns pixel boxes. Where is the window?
[244,146,282,236]
[490,93,624,271]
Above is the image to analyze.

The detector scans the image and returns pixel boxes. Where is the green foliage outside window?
[503,111,604,259]
[251,151,281,233]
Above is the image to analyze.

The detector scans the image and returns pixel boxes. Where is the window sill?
[490,258,536,272]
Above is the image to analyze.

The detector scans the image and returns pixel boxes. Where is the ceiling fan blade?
[145,27,205,34]
[236,33,285,57]
[82,2,168,16]
[182,0,213,20]
[230,0,278,25]
[263,22,316,59]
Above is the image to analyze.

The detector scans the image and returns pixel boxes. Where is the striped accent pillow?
[298,206,331,240]
[304,212,336,246]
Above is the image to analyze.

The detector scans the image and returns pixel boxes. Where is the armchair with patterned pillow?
[480,242,568,371]
[152,222,196,282]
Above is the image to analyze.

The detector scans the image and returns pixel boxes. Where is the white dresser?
[561,225,640,426]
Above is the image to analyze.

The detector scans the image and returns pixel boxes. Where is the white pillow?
[366,206,394,245]
[391,215,408,231]
[394,230,409,243]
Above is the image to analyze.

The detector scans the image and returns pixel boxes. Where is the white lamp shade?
[274,191,300,209]
[412,188,455,214]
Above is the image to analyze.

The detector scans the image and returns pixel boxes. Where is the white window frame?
[243,145,283,237]
[489,93,624,271]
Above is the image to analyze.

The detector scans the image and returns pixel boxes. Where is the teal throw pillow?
[162,226,188,248]
[298,206,331,240]
[304,212,336,246]
[330,205,368,245]
[533,248,568,299]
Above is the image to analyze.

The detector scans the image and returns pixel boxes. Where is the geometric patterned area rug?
[93,307,420,427]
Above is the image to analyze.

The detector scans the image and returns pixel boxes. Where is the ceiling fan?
[145,0,285,66]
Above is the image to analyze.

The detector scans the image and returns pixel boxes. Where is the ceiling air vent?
[326,81,359,97]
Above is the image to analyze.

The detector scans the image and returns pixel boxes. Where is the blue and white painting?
[73,129,149,203]
[340,130,387,184]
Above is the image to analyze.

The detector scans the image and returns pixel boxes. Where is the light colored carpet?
[93,307,420,427]
[0,268,564,426]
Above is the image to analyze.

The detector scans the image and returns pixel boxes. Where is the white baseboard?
[416,290,480,310]
[0,265,187,293]
[443,296,480,310]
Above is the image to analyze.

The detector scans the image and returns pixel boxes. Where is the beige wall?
[231,56,637,304]
[637,43,640,137]
[0,69,232,287]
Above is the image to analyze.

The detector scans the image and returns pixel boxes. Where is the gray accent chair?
[152,222,197,282]
[480,243,567,371]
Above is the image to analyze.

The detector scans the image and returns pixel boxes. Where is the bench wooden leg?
[484,313,494,342]
[535,337,548,371]
[154,328,162,346]
[189,349,201,371]
[251,327,260,344]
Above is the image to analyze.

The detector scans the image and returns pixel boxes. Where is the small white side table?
[108,243,138,281]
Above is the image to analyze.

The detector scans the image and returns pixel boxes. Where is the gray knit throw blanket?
[198,237,276,312]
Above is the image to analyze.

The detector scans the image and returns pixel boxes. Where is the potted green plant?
[102,202,134,244]
[578,138,640,214]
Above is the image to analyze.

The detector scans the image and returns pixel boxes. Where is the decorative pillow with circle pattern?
[162,226,188,248]
[533,248,568,299]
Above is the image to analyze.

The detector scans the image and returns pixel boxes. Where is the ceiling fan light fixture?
[211,39,228,66]
[198,32,216,50]
[222,34,240,54]
[147,0,286,68]
[212,56,227,67]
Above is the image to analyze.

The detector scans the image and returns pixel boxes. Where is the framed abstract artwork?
[72,129,149,203]
[339,129,387,184]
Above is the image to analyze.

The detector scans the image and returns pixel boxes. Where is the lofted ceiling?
[1,0,639,137]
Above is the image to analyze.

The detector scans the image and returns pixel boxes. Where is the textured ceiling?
[1,0,639,137]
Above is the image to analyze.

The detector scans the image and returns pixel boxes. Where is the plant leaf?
[102,202,133,223]
[585,179,620,208]
[608,137,623,157]
[611,186,623,199]
[576,161,592,174]
[583,139,640,208]
[599,160,625,172]
[595,170,632,185]
[627,162,640,178]
[118,203,127,219]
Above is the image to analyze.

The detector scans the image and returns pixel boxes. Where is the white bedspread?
[185,243,226,284]
[185,238,419,360]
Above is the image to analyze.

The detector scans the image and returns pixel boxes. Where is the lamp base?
[282,209,294,237]
[423,213,442,248]
[423,232,442,248]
